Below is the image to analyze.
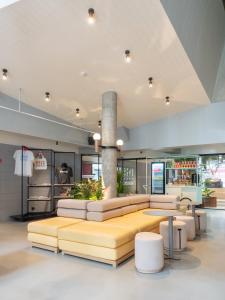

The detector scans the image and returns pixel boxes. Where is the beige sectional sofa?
[28,194,179,266]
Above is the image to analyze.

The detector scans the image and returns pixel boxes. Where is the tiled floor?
[1,210,225,300]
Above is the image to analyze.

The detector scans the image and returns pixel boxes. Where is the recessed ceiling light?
[125,50,131,63]
[88,8,95,24]
[148,77,153,88]
[45,92,50,102]
[165,96,170,105]
[76,108,80,117]
[2,68,8,80]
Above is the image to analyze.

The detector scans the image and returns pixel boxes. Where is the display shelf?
[27,198,51,201]
[53,196,72,199]
[166,168,197,170]
[28,184,51,187]
[54,184,74,186]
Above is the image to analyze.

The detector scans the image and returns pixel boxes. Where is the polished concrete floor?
[1,210,225,300]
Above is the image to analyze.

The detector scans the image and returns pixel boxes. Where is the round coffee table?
[144,210,183,259]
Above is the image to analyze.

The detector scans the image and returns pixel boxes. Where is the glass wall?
[201,154,225,209]
[81,154,102,181]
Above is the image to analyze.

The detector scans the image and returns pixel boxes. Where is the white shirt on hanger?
[13,150,35,177]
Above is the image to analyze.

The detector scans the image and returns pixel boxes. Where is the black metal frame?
[11,148,76,222]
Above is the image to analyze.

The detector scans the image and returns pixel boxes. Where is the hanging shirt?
[13,150,34,177]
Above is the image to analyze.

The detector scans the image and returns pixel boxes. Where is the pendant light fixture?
[125,50,131,63]
[98,120,101,128]
[2,68,8,80]
[45,92,50,102]
[76,108,80,117]
[165,96,170,105]
[88,8,95,24]
[148,77,153,88]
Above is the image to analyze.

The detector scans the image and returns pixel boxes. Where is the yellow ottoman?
[28,217,84,253]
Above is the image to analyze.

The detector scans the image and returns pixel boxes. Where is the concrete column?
[101,91,117,199]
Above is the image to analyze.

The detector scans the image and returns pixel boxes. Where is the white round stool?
[160,221,187,251]
[186,210,207,232]
[175,216,195,240]
[135,232,164,273]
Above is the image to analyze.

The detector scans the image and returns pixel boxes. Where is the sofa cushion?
[57,199,91,210]
[27,217,83,237]
[87,208,122,222]
[105,210,166,232]
[87,197,130,212]
[57,208,87,219]
[150,195,179,203]
[121,205,137,215]
[129,194,151,204]
[58,221,136,248]
[58,240,134,261]
[150,202,177,209]
[28,232,58,247]
[136,202,150,210]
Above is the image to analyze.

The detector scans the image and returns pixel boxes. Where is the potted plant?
[69,179,103,200]
[202,187,217,207]
[117,171,126,197]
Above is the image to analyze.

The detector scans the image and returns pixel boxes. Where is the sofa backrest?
[149,195,180,210]
[86,194,150,221]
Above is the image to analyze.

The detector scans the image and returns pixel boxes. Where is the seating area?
[28,195,177,266]
[1,1,225,299]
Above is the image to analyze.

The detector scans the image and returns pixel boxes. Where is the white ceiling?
[0,0,209,131]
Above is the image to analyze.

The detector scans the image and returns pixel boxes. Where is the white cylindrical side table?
[135,232,164,273]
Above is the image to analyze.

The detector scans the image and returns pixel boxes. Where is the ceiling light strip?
[0,104,95,134]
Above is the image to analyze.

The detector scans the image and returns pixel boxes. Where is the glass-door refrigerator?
[151,162,165,194]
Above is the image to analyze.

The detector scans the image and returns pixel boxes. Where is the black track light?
[148,77,153,88]
[165,96,170,105]
[98,120,101,128]
[2,68,8,80]
[88,8,95,24]
[76,108,80,117]
[125,50,131,63]
[45,92,50,102]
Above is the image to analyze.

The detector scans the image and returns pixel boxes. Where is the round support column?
[102,91,117,199]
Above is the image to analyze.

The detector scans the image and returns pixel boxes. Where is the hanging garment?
[56,163,73,184]
[34,152,48,170]
[13,149,34,177]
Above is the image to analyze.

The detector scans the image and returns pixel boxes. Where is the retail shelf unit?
[53,151,76,210]
[11,148,76,222]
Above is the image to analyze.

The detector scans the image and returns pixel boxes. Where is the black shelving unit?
[11,147,55,221]
[53,151,76,210]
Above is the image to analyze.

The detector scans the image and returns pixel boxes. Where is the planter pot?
[202,197,217,208]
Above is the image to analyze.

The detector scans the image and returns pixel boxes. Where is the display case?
[165,155,202,204]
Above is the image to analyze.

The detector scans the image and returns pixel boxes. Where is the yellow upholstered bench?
[58,221,138,267]
[27,217,84,253]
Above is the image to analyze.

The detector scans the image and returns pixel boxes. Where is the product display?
[34,152,47,170]
[56,163,73,184]
[13,149,34,177]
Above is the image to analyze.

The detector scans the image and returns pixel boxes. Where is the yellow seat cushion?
[28,217,83,237]
[59,240,134,261]
[28,232,58,248]
[58,221,136,249]
[105,209,166,232]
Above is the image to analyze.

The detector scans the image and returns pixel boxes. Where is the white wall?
[161,0,225,99]
[0,92,90,147]
[213,43,225,102]
[124,102,225,151]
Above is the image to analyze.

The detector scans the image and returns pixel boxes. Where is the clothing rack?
[11,147,76,222]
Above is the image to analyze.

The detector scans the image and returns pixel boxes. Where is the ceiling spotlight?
[98,120,101,128]
[45,92,50,102]
[76,108,80,117]
[93,133,101,141]
[125,50,131,63]
[165,96,170,105]
[116,139,124,146]
[88,8,95,24]
[2,68,8,80]
[148,77,153,88]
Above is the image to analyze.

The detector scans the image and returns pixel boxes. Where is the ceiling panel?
[0,0,209,131]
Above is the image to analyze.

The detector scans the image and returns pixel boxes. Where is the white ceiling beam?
[0,0,20,9]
